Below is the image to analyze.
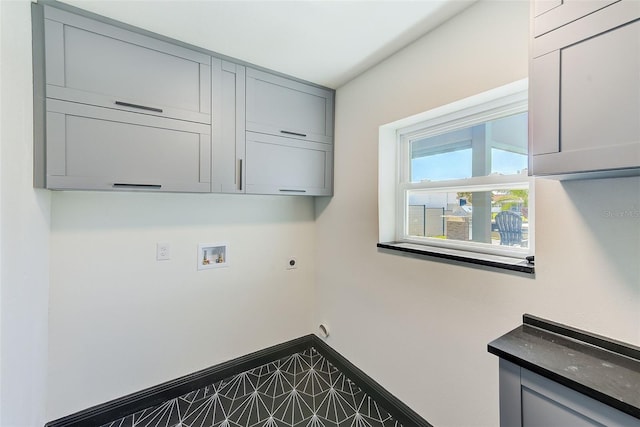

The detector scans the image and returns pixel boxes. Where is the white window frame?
[379,79,534,262]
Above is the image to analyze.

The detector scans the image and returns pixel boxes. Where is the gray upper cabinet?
[34,4,212,192]
[246,68,334,144]
[43,6,211,124]
[529,0,640,176]
[211,60,246,193]
[245,132,333,196]
[213,65,334,196]
[46,99,211,192]
[244,67,335,195]
[33,3,335,195]
[533,0,618,36]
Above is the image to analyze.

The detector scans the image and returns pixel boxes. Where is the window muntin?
[397,87,532,259]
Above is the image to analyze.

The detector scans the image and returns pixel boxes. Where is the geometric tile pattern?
[100,347,403,427]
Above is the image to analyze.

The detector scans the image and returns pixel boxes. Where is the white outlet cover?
[287,257,298,270]
[156,242,170,261]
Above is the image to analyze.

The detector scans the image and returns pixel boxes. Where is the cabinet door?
[44,6,211,124]
[245,132,333,196]
[530,18,640,175]
[246,68,334,144]
[498,361,640,427]
[520,369,640,427]
[533,0,618,37]
[46,99,211,192]
[212,60,246,193]
[522,389,602,427]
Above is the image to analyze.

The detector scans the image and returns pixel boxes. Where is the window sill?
[377,241,535,275]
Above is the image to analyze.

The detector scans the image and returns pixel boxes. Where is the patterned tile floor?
[101,347,403,427]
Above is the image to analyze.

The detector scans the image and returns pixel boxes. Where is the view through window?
[397,84,532,258]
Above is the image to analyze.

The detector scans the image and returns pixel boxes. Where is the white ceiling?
[60,0,477,89]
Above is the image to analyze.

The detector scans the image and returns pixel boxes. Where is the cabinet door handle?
[279,189,307,193]
[280,130,307,138]
[113,183,162,189]
[239,159,243,191]
[115,101,163,113]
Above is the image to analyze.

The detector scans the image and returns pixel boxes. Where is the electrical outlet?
[286,257,298,270]
[156,243,170,261]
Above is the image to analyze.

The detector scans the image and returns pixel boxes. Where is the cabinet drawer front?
[44,6,211,124]
[246,68,334,144]
[521,369,640,427]
[245,133,332,196]
[46,101,211,192]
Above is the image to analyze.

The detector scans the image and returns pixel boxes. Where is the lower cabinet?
[44,99,211,192]
[499,360,640,427]
[244,132,333,196]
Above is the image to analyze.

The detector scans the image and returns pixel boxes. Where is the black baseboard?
[45,335,432,427]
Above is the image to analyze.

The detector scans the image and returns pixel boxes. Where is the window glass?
[394,81,532,259]
[407,188,529,248]
[410,111,528,182]
[411,147,471,182]
[491,149,528,175]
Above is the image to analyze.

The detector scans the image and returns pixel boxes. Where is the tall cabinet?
[212,60,246,194]
[529,0,640,176]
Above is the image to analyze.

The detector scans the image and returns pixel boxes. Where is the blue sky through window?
[491,149,527,175]
[410,111,528,182]
[411,149,471,181]
[411,146,527,182]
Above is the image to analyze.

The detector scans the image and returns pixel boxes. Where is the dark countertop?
[488,314,640,419]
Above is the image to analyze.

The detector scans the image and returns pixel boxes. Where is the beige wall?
[1,1,51,425]
[47,191,316,419]
[314,1,640,426]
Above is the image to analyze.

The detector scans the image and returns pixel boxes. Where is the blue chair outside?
[495,211,522,246]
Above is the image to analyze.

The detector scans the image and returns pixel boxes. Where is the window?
[379,80,534,270]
